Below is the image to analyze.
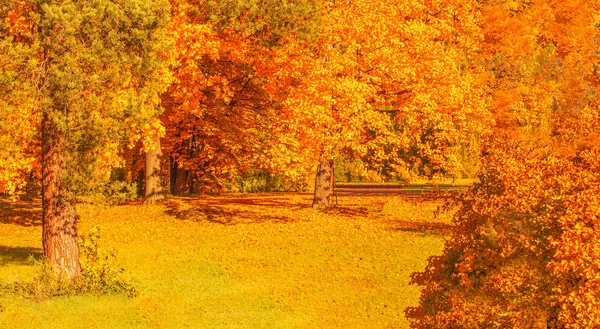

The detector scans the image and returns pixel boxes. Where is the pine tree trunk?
[42,115,81,281]
[145,133,164,203]
[312,159,334,209]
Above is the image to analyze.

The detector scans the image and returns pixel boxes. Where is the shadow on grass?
[326,206,370,217]
[0,246,43,266]
[387,219,453,236]
[202,195,309,209]
[0,200,42,227]
[165,198,300,225]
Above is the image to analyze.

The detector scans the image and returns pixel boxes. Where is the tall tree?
[1,0,172,280]
[407,1,600,327]
[162,0,320,194]
[272,0,489,208]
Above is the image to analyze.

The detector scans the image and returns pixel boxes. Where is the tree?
[272,0,489,208]
[407,141,600,328]
[162,0,320,194]
[407,1,600,327]
[0,1,40,197]
[1,0,172,280]
[143,120,166,203]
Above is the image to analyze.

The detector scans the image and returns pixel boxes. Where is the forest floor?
[0,193,454,329]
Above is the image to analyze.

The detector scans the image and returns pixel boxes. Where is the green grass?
[0,194,450,328]
[336,178,477,189]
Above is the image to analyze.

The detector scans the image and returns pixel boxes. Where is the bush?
[101,181,138,205]
[406,144,600,328]
[76,181,138,205]
[233,171,283,193]
[0,226,136,301]
[77,226,137,297]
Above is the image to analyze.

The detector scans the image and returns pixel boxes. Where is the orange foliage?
[480,0,600,140]
[407,144,600,328]
[0,4,39,196]
[274,0,490,181]
[161,0,305,192]
[408,1,600,327]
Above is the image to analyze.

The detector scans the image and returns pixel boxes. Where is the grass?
[336,178,477,189]
[0,193,451,328]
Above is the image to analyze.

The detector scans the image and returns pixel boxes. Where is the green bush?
[77,226,137,297]
[77,181,138,205]
[234,171,283,193]
[101,181,138,205]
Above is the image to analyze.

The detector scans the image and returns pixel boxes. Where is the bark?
[170,158,177,193]
[312,158,334,209]
[42,115,81,281]
[171,162,191,195]
[144,133,165,203]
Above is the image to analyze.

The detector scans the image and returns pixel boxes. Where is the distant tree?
[1,0,172,280]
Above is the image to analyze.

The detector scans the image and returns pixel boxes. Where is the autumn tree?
[271,0,489,208]
[161,0,320,194]
[1,0,172,280]
[407,1,600,327]
[0,20,38,196]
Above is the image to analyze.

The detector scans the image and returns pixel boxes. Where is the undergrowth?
[0,226,136,301]
[76,181,138,206]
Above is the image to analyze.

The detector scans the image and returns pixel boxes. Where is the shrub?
[233,171,283,193]
[76,180,138,205]
[1,226,136,301]
[101,181,138,205]
[406,144,600,328]
[77,226,137,297]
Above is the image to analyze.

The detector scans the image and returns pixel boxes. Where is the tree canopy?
[1,0,172,278]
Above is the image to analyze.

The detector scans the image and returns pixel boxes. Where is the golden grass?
[0,194,450,328]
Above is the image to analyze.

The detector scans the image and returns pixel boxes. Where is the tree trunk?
[312,158,334,209]
[42,115,81,281]
[171,163,191,195]
[145,133,164,203]
[170,158,177,194]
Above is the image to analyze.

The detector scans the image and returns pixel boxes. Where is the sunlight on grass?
[0,194,449,328]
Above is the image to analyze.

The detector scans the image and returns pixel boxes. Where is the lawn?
[0,193,451,329]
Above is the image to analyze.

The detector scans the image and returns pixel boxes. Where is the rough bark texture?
[312,159,334,209]
[42,115,81,281]
[145,133,165,203]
